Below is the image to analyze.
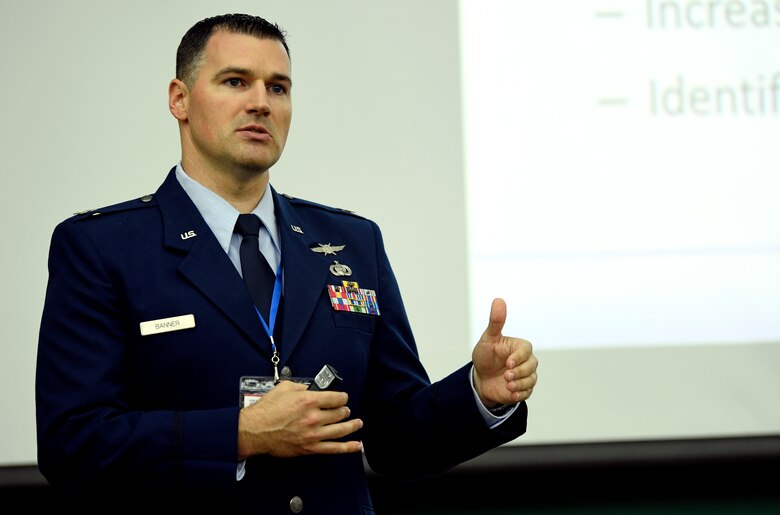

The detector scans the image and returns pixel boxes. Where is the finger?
[483,297,507,339]
[274,380,309,392]
[312,418,364,445]
[505,340,533,369]
[510,386,534,403]
[311,390,350,409]
[507,372,537,393]
[309,439,364,455]
[505,352,537,380]
[318,405,354,426]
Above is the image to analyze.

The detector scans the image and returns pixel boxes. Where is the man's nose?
[246,85,272,115]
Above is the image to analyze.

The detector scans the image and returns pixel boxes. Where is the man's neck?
[181,157,269,214]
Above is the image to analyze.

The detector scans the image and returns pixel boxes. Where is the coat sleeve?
[359,220,528,480]
[35,220,241,493]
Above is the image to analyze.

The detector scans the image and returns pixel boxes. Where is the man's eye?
[226,78,243,87]
[269,84,286,94]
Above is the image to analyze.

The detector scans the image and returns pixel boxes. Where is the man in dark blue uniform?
[35,13,538,513]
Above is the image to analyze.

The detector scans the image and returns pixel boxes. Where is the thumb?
[483,298,507,339]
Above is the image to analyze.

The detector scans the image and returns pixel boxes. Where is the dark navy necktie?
[234,214,276,321]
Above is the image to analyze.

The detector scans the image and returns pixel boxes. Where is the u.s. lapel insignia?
[291,225,304,234]
[329,261,352,277]
[310,243,346,256]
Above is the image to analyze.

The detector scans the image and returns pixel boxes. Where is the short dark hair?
[176,13,290,88]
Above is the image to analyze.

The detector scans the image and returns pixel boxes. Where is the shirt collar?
[174,163,280,255]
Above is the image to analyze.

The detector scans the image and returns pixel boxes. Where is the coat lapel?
[155,169,269,356]
[273,190,334,362]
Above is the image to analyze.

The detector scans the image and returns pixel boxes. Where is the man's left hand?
[471,298,538,408]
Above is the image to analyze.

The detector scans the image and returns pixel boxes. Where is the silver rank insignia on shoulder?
[329,261,352,277]
[310,243,345,256]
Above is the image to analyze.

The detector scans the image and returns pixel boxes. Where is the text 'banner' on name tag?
[139,314,196,336]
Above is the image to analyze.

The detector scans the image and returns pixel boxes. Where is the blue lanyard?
[254,261,284,381]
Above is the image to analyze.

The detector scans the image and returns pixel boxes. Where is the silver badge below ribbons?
[329,261,352,277]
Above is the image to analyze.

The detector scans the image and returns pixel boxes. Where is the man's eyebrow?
[269,72,293,86]
[214,67,292,86]
[214,67,252,78]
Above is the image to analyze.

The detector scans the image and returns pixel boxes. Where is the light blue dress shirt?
[175,164,280,277]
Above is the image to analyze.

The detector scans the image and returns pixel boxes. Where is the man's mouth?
[237,124,272,140]
[238,124,269,133]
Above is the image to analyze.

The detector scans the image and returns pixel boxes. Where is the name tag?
[139,314,196,336]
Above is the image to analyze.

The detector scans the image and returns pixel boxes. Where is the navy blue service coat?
[35,168,527,513]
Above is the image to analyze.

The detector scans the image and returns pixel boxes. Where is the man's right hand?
[237,379,363,460]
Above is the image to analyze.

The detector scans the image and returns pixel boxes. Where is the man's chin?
[233,156,279,175]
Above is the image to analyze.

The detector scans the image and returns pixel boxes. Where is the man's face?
[178,30,292,175]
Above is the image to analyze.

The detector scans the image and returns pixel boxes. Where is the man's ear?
[169,79,189,121]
